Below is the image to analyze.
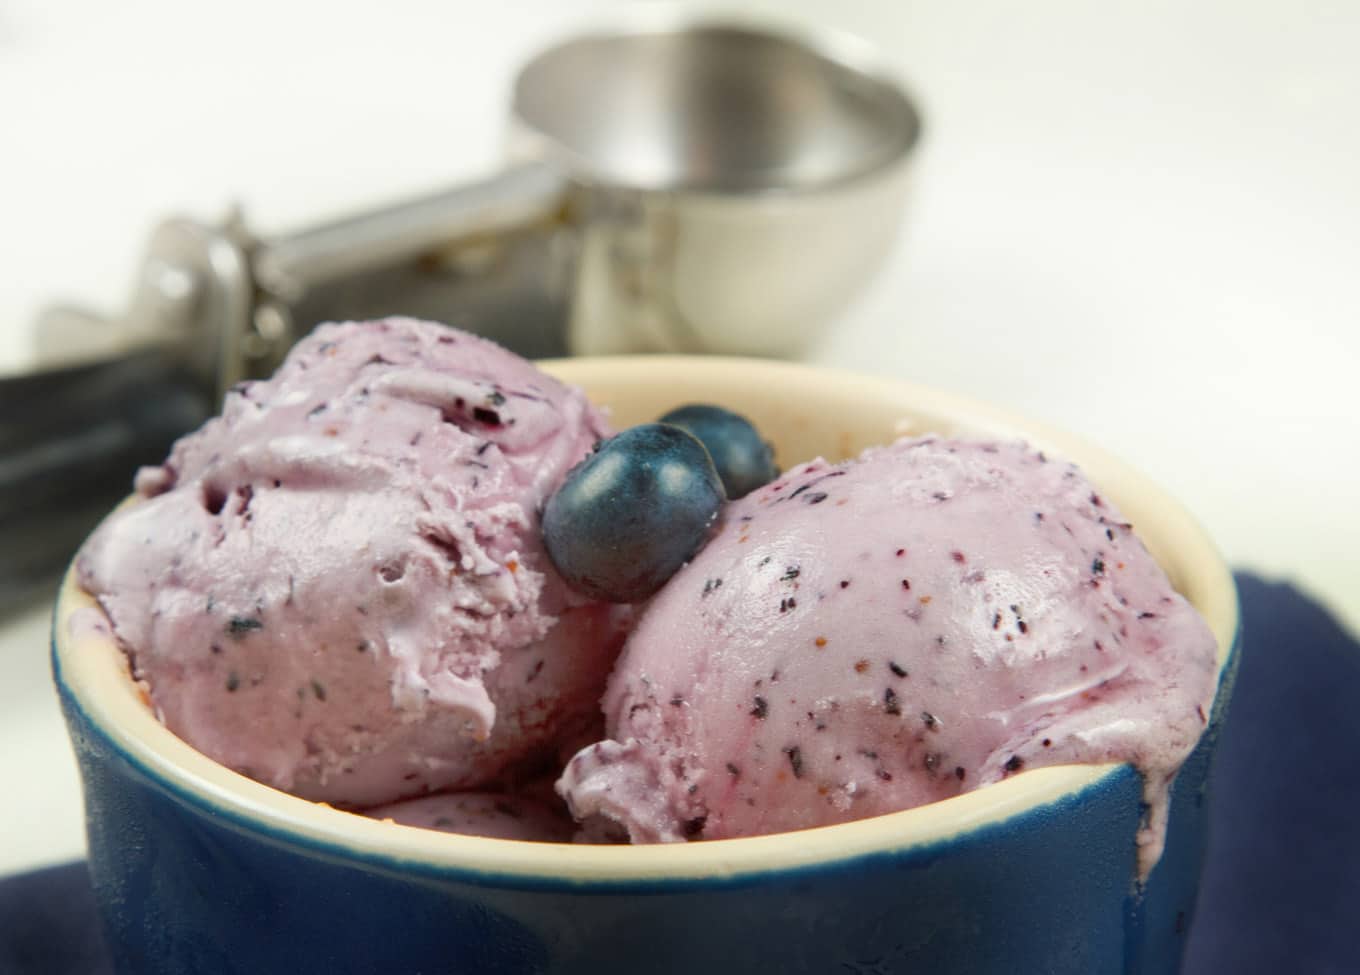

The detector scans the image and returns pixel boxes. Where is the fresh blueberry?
[542,424,724,602]
[658,404,778,499]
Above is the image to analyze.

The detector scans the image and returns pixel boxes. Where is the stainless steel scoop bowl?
[517,22,916,192]
[2,14,921,608]
[510,19,921,356]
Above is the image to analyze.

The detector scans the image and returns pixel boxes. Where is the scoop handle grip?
[0,354,212,610]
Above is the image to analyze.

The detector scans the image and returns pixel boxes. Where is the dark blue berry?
[542,424,723,602]
[658,404,778,499]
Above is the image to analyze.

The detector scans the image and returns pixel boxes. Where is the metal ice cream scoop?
[0,13,921,607]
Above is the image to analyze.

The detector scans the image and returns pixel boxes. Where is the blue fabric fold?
[1181,574,1360,974]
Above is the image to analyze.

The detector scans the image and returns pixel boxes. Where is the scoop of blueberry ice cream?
[558,437,1219,868]
[78,318,630,807]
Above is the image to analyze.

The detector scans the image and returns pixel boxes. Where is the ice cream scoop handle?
[0,353,212,609]
[255,160,571,296]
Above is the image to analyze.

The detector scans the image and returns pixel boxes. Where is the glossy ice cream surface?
[559,437,1219,868]
[77,318,627,807]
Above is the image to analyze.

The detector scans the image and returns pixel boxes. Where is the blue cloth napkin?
[3,574,1357,975]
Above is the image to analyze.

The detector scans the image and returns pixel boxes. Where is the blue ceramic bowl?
[53,358,1239,975]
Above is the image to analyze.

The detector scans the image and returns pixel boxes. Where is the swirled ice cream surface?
[78,318,628,807]
[558,437,1219,869]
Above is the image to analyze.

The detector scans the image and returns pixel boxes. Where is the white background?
[1,0,1357,876]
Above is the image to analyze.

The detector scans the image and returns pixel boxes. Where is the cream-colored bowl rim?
[54,357,1238,883]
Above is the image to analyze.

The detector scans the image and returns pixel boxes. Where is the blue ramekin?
[53,357,1239,974]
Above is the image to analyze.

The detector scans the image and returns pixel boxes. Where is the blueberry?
[658,404,778,499]
[542,424,724,602]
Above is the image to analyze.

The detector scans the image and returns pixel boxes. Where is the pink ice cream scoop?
[78,317,629,807]
[365,791,574,842]
[558,437,1219,864]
